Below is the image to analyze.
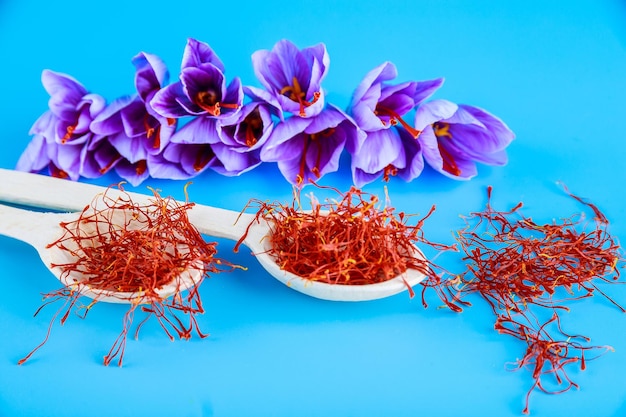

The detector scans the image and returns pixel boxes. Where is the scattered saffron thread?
[431,185,624,414]
[19,185,234,366]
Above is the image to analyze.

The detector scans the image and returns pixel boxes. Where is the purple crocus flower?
[16,70,105,180]
[211,100,276,175]
[89,52,176,185]
[260,105,364,186]
[157,99,276,177]
[414,99,515,179]
[148,142,217,180]
[150,38,243,125]
[350,126,424,188]
[349,61,443,137]
[247,39,329,119]
[346,62,441,186]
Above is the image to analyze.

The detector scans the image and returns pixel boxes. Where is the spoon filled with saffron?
[0,169,429,301]
[0,201,206,304]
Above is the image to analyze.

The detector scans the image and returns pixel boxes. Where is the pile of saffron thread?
[236,185,452,294]
[19,186,227,366]
[437,185,624,414]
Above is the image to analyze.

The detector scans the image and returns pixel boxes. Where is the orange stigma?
[383,165,398,182]
[195,90,239,116]
[433,122,460,176]
[374,105,420,138]
[437,143,461,176]
[294,131,326,186]
[61,124,77,144]
[50,165,69,179]
[135,160,148,175]
[279,76,320,117]
[99,158,117,174]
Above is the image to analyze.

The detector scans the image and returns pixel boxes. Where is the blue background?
[1,1,626,416]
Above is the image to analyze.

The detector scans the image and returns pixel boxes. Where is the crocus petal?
[414,99,459,130]
[211,142,262,175]
[218,102,275,151]
[457,104,515,149]
[350,61,397,107]
[150,82,192,118]
[243,86,284,119]
[49,142,85,181]
[120,98,153,138]
[419,127,476,179]
[90,95,135,135]
[219,76,244,123]
[275,156,304,186]
[377,81,418,123]
[397,128,425,182]
[303,128,344,178]
[178,143,217,175]
[351,128,405,175]
[109,131,148,163]
[261,117,311,161]
[304,105,348,134]
[352,168,384,188]
[351,82,385,132]
[42,70,87,98]
[82,136,121,178]
[28,111,55,136]
[170,116,221,144]
[255,40,302,93]
[251,49,275,92]
[413,78,445,105]
[16,134,50,172]
[114,160,150,186]
[303,42,330,92]
[418,126,442,164]
[147,152,194,180]
[133,52,169,103]
[43,70,86,120]
[181,38,225,73]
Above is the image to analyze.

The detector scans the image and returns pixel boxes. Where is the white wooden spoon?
[0,202,204,303]
[0,168,428,301]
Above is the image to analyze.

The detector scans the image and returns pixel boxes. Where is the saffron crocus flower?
[150,116,222,179]
[210,100,276,175]
[159,100,276,177]
[247,39,329,119]
[16,70,105,180]
[89,52,176,185]
[148,142,217,180]
[350,127,424,188]
[346,62,440,186]
[414,99,515,179]
[349,61,443,137]
[150,38,243,125]
[260,105,364,186]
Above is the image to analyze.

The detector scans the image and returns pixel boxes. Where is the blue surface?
[1,1,626,416]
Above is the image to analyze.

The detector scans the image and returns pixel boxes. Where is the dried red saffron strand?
[496,312,612,415]
[447,186,624,414]
[454,186,623,311]
[19,186,232,367]
[236,185,454,292]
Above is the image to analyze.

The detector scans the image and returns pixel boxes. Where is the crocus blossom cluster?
[17,38,514,187]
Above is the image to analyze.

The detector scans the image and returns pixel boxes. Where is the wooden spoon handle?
[0,168,253,241]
